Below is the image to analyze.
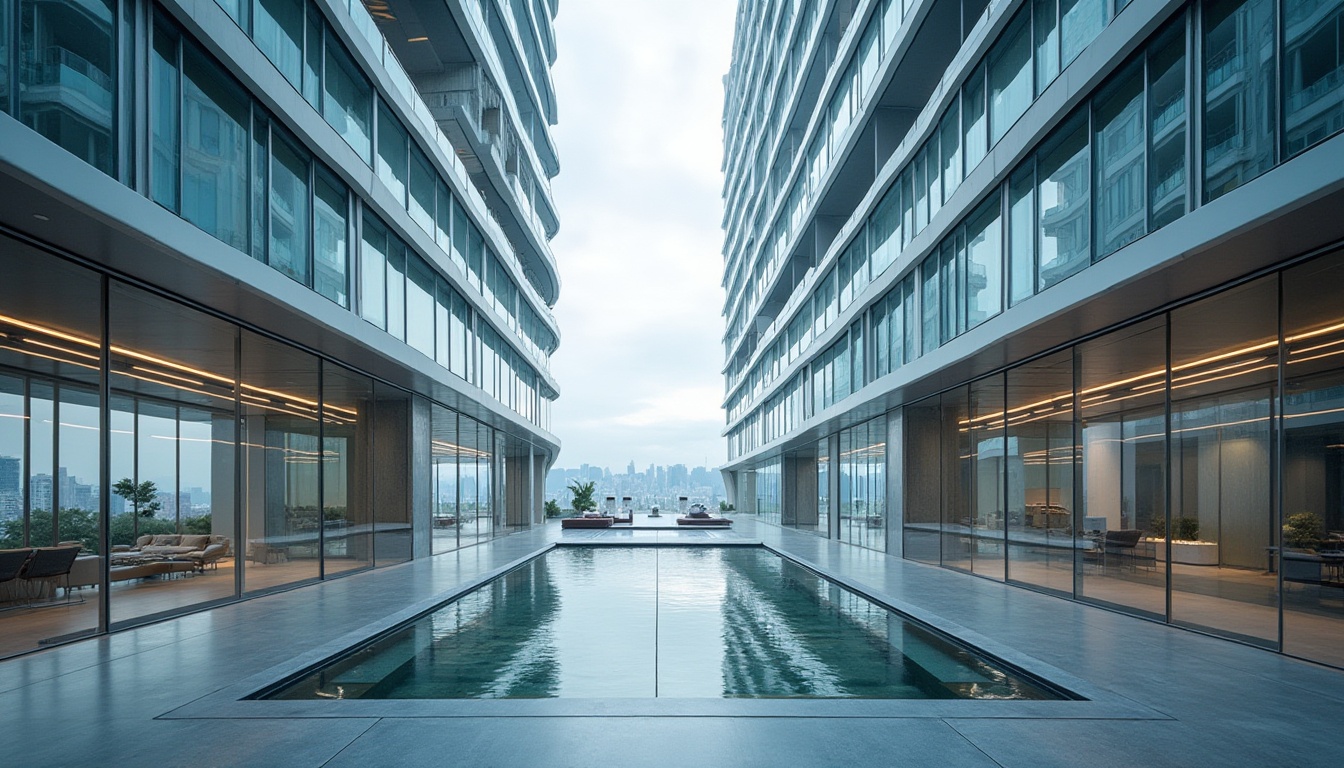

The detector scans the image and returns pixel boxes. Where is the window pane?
[409,147,435,233]
[1202,0,1276,201]
[1094,62,1146,258]
[1283,250,1344,668]
[1169,278,1278,644]
[989,9,1033,145]
[387,240,407,342]
[323,31,371,161]
[320,363,373,575]
[253,0,303,88]
[1060,0,1107,66]
[376,101,408,204]
[1037,113,1090,290]
[451,289,469,378]
[406,257,435,358]
[436,180,452,251]
[940,100,962,197]
[268,135,310,285]
[1008,164,1036,306]
[303,7,320,107]
[921,256,939,353]
[869,183,900,276]
[183,46,250,252]
[19,0,116,175]
[450,195,469,274]
[1005,349,1075,596]
[360,215,387,328]
[241,331,321,591]
[1034,0,1060,95]
[963,63,988,171]
[151,22,179,210]
[965,195,1003,328]
[108,283,239,622]
[313,172,348,307]
[1077,318,1167,619]
[1282,0,1344,157]
[435,278,451,366]
[251,115,268,261]
[1148,21,1188,230]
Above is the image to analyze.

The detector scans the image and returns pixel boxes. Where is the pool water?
[267,547,1062,700]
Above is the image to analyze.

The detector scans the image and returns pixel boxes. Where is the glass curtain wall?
[968,376,1005,580]
[320,363,373,576]
[1005,349,1076,595]
[840,420,886,550]
[240,331,321,591]
[107,283,238,624]
[1168,278,1278,645]
[0,243,103,657]
[430,403,459,554]
[1282,250,1344,668]
[1076,318,1167,618]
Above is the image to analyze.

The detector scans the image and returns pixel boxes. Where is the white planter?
[1147,538,1220,566]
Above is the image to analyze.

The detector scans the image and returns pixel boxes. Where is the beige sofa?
[112,534,232,571]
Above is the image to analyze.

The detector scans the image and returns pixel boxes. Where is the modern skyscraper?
[719,0,1344,668]
[0,0,561,656]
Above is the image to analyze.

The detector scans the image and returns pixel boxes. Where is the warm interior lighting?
[408,36,429,42]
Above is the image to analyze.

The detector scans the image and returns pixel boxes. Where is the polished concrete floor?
[2,518,1342,767]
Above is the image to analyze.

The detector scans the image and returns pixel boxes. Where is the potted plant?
[1283,512,1324,551]
[567,480,597,515]
[1150,515,1219,565]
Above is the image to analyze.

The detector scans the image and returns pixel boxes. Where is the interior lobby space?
[1,518,1342,767]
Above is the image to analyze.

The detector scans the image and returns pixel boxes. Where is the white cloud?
[548,0,736,470]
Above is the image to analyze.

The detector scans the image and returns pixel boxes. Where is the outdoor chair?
[19,547,81,604]
[0,548,34,605]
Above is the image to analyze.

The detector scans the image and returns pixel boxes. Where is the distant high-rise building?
[720,0,1344,670]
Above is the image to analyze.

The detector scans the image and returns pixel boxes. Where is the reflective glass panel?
[19,0,116,174]
[1202,0,1276,201]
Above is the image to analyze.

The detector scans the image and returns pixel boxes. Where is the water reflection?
[270,547,1058,700]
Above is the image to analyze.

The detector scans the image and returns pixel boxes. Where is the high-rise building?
[0,0,561,655]
[719,0,1344,669]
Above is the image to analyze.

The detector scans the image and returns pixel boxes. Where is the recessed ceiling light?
[33,214,49,221]
[408,36,429,42]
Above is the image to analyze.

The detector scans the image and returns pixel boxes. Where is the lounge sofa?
[561,515,614,529]
[112,534,232,571]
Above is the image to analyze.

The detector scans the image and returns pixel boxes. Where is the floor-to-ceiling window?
[1005,349,1075,596]
[1076,317,1166,619]
[1168,277,1278,645]
[0,242,103,656]
[1282,249,1344,667]
[240,331,321,591]
[107,282,238,624]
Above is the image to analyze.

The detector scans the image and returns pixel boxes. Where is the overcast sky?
[548,1,737,471]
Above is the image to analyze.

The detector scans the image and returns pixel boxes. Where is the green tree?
[0,508,99,552]
[567,480,597,513]
[112,478,162,518]
[544,499,562,518]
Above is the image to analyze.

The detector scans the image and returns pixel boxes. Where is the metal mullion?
[233,326,243,599]
[1274,271,1285,650]
[51,380,60,547]
[317,361,325,580]
[99,274,111,633]
[1164,311,1174,623]
[21,377,30,547]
